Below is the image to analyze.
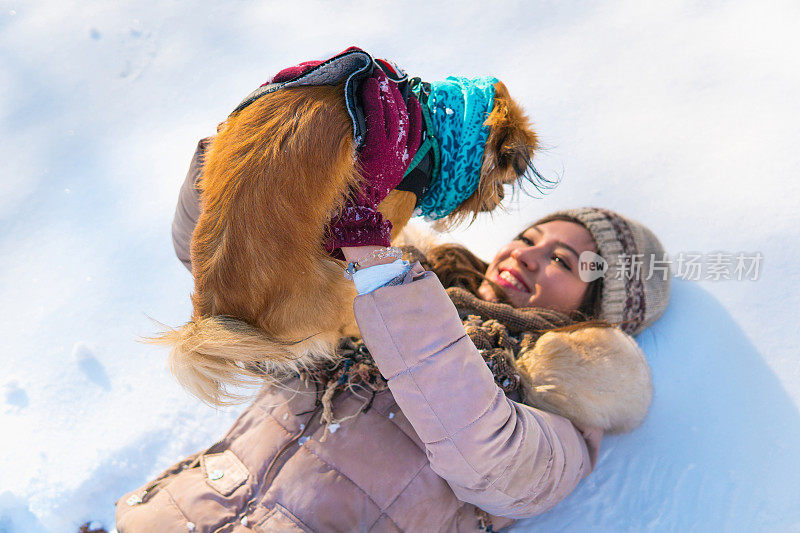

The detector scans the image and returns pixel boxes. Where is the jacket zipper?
[212,403,324,532]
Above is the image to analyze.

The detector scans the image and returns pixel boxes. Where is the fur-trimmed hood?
[516,326,652,433]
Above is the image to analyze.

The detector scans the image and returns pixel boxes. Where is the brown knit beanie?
[534,208,671,335]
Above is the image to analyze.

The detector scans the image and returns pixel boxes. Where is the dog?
[152,51,542,405]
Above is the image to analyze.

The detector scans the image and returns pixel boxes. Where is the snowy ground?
[2,1,799,531]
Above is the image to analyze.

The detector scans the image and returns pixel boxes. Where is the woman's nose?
[511,245,541,271]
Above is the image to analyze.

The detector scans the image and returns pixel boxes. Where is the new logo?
[578,251,608,282]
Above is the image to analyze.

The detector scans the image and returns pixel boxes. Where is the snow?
[1,0,799,531]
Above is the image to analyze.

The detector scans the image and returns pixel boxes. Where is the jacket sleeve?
[172,137,212,271]
[353,263,597,518]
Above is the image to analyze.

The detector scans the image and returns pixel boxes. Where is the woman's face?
[478,220,597,311]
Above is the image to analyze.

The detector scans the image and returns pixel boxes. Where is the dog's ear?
[483,80,539,182]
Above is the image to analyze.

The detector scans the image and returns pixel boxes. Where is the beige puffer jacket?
[116,262,600,532]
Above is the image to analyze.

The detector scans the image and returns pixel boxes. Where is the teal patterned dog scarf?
[413,76,497,220]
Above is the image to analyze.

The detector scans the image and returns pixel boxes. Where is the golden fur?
[151,80,540,405]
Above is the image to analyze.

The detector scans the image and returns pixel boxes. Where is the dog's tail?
[145,316,339,406]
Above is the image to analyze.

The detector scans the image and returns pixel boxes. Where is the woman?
[118,205,668,533]
[117,88,669,533]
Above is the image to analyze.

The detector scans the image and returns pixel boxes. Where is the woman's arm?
[353,262,598,518]
[172,137,213,271]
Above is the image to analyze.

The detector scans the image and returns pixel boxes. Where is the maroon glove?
[325,69,422,257]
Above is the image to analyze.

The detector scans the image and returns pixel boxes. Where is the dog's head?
[382,79,543,233]
[460,80,542,217]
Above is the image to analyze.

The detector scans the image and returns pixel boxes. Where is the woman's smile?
[496,268,531,293]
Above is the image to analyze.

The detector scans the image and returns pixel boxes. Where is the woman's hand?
[325,69,422,256]
[340,245,397,265]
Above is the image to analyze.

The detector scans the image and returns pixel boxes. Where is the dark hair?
[576,276,603,321]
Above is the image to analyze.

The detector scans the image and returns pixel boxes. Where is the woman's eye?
[552,255,571,271]
[517,235,534,246]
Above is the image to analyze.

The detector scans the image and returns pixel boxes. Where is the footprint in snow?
[3,380,29,409]
[72,341,111,390]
